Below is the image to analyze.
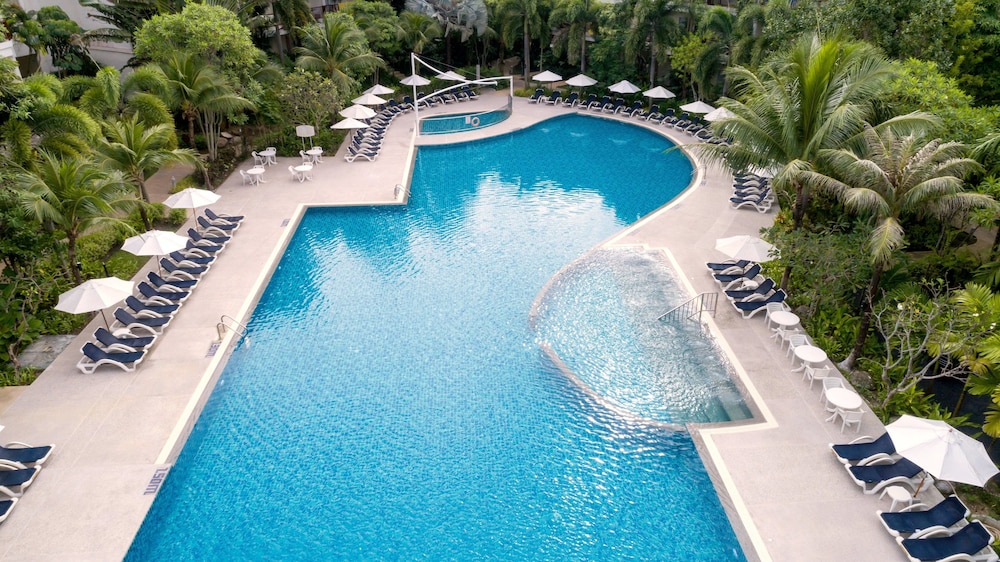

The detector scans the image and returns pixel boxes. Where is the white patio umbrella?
[331,118,370,130]
[714,235,777,262]
[352,93,387,106]
[163,188,221,217]
[704,107,737,122]
[566,74,598,87]
[401,74,431,86]
[339,104,377,120]
[55,276,133,328]
[532,70,562,82]
[609,80,641,94]
[643,86,676,99]
[123,230,189,275]
[680,100,716,114]
[363,84,395,95]
[435,70,464,81]
[886,415,1000,488]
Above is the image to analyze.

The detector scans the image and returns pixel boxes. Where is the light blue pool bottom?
[127,114,747,560]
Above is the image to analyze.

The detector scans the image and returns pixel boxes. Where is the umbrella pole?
[101,309,110,330]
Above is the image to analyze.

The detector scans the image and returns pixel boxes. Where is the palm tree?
[295,14,384,94]
[549,0,599,73]
[405,0,488,64]
[73,66,172,125]
[624,0,680,88]
[14,152,137,284]
[495,0,545,82]
[397,11,442,54]
[155,53,254,162]
[95,115,204,228]
[807,126,994,370]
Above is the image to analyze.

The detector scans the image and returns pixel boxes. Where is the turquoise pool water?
[127,114,747,560]
[420,107,510,134]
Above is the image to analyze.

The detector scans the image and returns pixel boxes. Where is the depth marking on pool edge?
[144,466,171,495]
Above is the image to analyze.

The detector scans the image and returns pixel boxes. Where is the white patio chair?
[821,378,845,408]
[803,364,832,389]
[783,334,810,357]
[838,409,864,433]
[288,165,300,182]
[265,147,277,165]
[300,150,310,164]
[764,302,791,329]
[239,169,249,185]
[251,151,264,166]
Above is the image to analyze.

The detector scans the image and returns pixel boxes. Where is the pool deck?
[0,90,931,561]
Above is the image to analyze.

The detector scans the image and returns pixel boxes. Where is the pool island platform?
[0,91,920,561]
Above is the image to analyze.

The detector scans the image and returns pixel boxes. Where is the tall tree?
[71,66,172,125]
[397,11,442,54]
[495,0,545,82]
[405,0,488,64]
[624,0,679,88]
[548,0,599,73]
[14,152,136,284]
[806,126,994,370]
[295,13,384,94]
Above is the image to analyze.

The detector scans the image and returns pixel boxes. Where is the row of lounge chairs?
[707,260,788,318]
[731,172,773,213]
[417,86,480,107]
[831,434,999,561]
[75,209,243,374]
[345,100,413,163]
[0,439,54,525]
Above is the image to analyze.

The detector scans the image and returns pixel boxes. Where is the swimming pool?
[127,114,748,560]
[420,106,511,134]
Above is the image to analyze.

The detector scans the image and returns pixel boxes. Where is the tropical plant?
[94,114,203,228]
[295,13,384,94]
[494,0,546,82]
[548,0,599,73]
[14,152,137,284]
[70,65,172,125]
[79,0,176,47]
[405,0,488,64]
[272,69,342,131]
[623,0,679,88]
[397,11,442,55]
[807,126,994,370]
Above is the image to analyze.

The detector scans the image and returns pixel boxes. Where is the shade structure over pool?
[339,104,377,120]
[331,118,370,130]
[362,84,394,95]
[886,415,1000,487]
[609,80,641,94]
[352,93,387,106]
[532,70,562,82]
[704,107,737,122]
[566,73,598,87]
[55,276,134,328]
[401,74,431,86]
[680,100,716,114]
[435,70,464,81]
[643,86,676,99]
[163,188,221,211]
[714,235,776,262]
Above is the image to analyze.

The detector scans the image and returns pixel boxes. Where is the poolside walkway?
[0,90,926,560]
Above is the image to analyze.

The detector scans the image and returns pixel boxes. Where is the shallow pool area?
[126,115,747,560]
[420,106,511,134]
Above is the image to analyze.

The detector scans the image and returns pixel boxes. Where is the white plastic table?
[305,148,323,164]
[793,344,827,372]
[769,310,799,328]
[824,387,863,422]
[880,485,916,511]
[246,167,266,184]
[258,148,277,166]
[293,164,313,182]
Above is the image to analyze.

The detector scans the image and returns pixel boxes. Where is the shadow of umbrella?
[55,277,134,329]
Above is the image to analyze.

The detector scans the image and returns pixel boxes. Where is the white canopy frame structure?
[410,53,515,136]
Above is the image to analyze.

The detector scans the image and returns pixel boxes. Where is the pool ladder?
[657,292,718,323]
[217,315,248,341]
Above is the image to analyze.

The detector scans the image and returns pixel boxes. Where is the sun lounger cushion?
[849,458,922,483]
[0,443,53,467]
[880,496,969,537]
[831,433,896,464]
[898,521,993,562]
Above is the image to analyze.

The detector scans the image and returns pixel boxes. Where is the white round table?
[293,164,313,182]
[258,148,277,165]
[825,387,862,410]
[246,167,265,184]
[793,344,827,371]
[769,310,799,328]
[305,148,323,164]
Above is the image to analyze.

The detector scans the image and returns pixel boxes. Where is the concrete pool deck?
[0,90,928,560]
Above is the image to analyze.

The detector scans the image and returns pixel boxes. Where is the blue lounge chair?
[137,281,189,303]
[184,240,222,256]
[638,104,660,120]
[846,457,924,495]
[602,97,624,113]
[167,250,213,266]
[205,208,244,224]
[561,92,579,107]
[401,95,415,110]
[528,88,544,103]
[95,325,156,350]
[830,433,896,466]
[725,278,776,301]
[543,91,561,105]
[76,341,146,374]
[0,441,53,468]
[346,145,379,162]
[579,94,597,109]
[619,100,643,117]
[879,496,970,538]
[197,216,238,233]
[706,259,751,272]
[0,466,38,497]
[713,263,762,284]
[114,307,173,334]
[125,295,178,319]
[897,521,996,562]
[0,497,16,524]
[732,290,787,318]
[590,96,611,111]
[160,258,208,277]
[188,228,230,247]
[148,271,197,291]
[731,190,774,213]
